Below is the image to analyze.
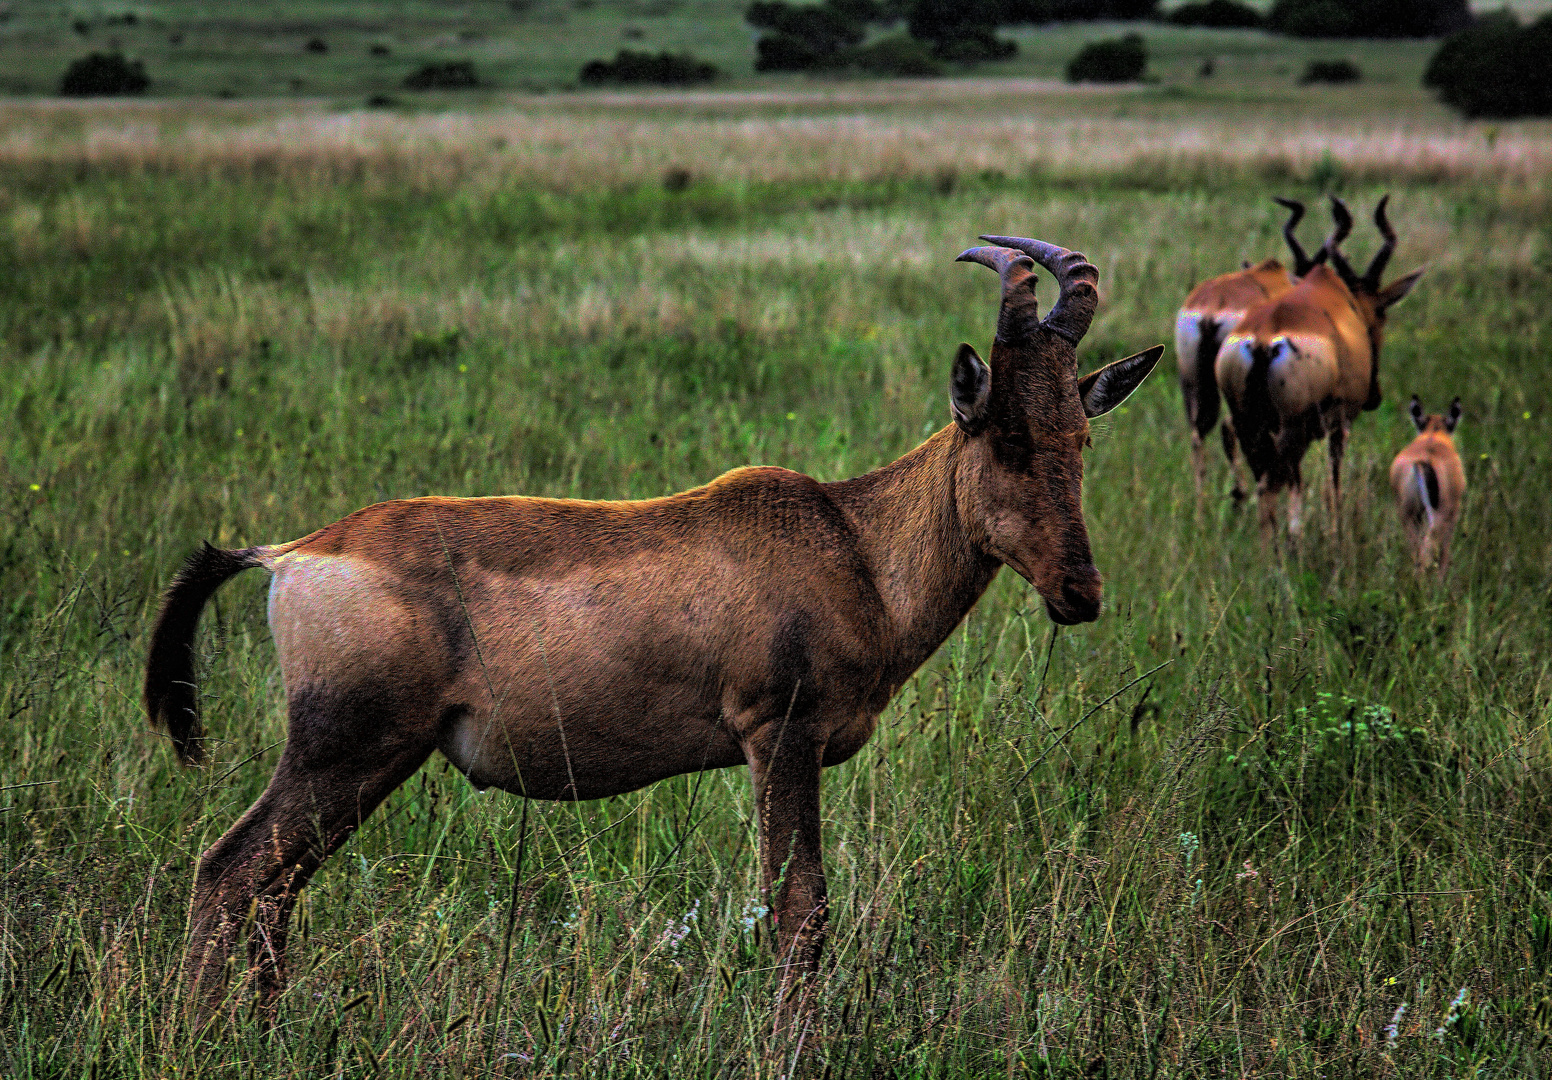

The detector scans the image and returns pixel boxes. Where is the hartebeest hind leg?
[1326,421,1349,530]
[1220,419,1249,503]
[185,699,433,1023]
[742,721,828,1004]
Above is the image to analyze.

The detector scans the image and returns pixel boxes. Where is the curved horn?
[1362,194,1396,292]
[1319,195,1360,290]
[955,244,1036,288]
[978,235,1099,346]
[1272,196,1313,276]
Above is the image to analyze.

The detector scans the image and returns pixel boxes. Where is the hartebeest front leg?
[743,722,828,999]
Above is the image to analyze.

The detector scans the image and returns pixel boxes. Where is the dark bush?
[1001,0,1157,19]
[305,37,329,54]
[1268,0,1469,38]
[58,52,149,96]
[754,32,823,70]
[369,43,391,56]
[747,1,879,70]
[847,33,944,75]
[579,50,720,85]
[909,0,1017,61]
[1066,33,1147,82]
[1299,58,1360,83]
[1167,0,1262,28]
[402,61,482,90]
[1424,13,1552,118]
[747,2,866,54]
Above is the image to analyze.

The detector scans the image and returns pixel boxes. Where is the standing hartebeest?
[1173,197,1329,500]
[145,235,1162,1021]
[1215,196,1425,535]
[1390,396,1464,574]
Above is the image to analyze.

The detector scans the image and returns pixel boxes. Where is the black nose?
[1061,566,1102,623]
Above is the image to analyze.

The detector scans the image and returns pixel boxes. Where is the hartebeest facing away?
[145,236,1162,1018]
[1173,197,1330,499]
[1215,196,1424,535]
[1390,396,1465,574]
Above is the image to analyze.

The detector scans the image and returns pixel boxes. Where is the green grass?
[2,80,1551,1077]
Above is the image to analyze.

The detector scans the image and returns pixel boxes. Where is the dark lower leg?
[744,725,828,985]
[184,741,430,1024]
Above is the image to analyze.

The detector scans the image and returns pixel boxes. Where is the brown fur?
[1390,400,1465,574]
[1214,198,1423,536]
[1174,258,1294,497]
[144,238,1159,1023]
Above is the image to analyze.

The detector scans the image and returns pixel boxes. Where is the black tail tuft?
[1192,316,1222,436]
[144,542,259,766]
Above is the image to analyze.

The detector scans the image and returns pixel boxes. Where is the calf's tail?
[1412,462,1440,530]
[144,542,262,766]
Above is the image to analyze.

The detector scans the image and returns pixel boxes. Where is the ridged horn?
[1319,195,1360,290]
[1363,194,1395,292]
[977,235,1099,346]
[1272,196,1312,276]
[954,245,1036,290]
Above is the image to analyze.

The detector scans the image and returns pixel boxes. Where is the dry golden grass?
[0,86,1547,192]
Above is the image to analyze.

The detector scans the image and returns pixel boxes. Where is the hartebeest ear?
[1078,345,1163,419]
[1445,397,1462,433]
[950,343,992,435]
[1409,395,1425,432]
[1375,268,1424,312]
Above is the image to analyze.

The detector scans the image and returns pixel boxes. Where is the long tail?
[144,542,262,765]
[1412,462,1439,531]
[1193,316,1223,434]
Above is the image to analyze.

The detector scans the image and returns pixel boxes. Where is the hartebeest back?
[1390,396,1465,574]
[1216,196,1424,535]
[1174,197,1323,498]
[145,236,1162,1020]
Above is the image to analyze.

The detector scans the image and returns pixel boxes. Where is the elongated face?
[953,240,1159,625]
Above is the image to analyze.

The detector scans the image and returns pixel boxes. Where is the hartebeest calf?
[145,236,1162,1019]
[1173,197,1328,499]
[1216,196,1424,535]
[1390,396,1464,574]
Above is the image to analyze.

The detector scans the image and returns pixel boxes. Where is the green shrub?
[402,61,481,90]
[1002,0,1159,17]
[746,1,869,70]
[1167,0,1262,28]
[847,34,944,76]
[58,52,149,96]
[1066,33,1147,83]
[1424,13,1552,118]
[1299,58,1361,84]
[579,50,720,85]
[909,0,1017,62]
[1268,0,1469,38]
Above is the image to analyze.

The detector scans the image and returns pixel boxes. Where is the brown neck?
[825,427,1002,695]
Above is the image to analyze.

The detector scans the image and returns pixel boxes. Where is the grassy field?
[2,72,1551,1078]
[1,0,1550,98]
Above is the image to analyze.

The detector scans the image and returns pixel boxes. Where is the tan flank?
[1173,197,1316,499]
[1390,396,1466,574]
[1215,196,1425,537]
[143,236,1162,1023]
